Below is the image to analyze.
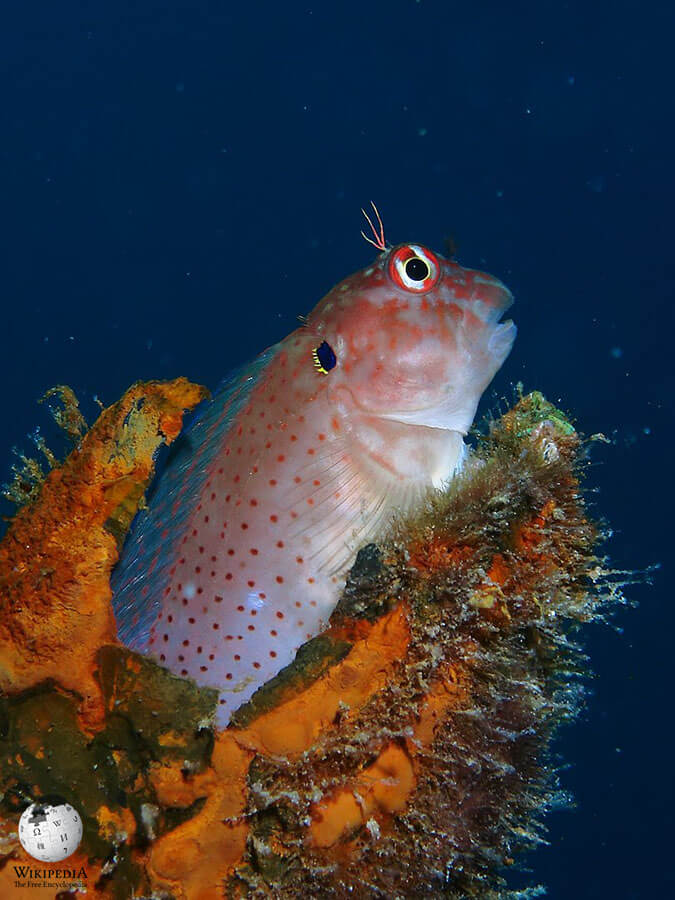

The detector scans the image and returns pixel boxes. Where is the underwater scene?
[0,1,672,898]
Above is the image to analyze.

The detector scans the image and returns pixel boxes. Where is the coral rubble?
[0,383,622,899]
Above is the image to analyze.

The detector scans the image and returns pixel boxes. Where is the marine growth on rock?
[0,380,625,899]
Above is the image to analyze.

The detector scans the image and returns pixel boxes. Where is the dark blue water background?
[2,2,672,896]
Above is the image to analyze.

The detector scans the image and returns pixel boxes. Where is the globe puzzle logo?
[18,801,83,862]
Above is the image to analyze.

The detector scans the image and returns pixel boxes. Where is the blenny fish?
[112,208,516,727]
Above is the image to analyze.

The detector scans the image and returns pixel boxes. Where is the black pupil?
[405,257,429,281]
[316,340,336,371]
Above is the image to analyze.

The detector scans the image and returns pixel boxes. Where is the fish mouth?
[347,386,477,436]
[333,379,459,434]
[376,407,472,433]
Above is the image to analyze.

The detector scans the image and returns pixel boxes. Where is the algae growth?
[0,383,625,899]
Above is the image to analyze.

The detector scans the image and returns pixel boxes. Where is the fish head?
[306,243,516,436]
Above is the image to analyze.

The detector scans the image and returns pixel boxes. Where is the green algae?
[96,645,218,766]
[498,388,576,439]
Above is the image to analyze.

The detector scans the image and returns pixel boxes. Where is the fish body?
[112,242,516,727]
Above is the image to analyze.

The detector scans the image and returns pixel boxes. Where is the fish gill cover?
[0,378,629,899]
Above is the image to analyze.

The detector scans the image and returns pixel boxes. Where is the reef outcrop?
[0,382,621,898]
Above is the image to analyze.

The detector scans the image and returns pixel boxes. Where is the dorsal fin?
[111,344,281,648]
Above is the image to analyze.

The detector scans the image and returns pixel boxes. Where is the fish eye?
[312,340,337,374]
[405,257,429,281]
[388,244,441,293]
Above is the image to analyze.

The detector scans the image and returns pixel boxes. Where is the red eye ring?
[387,244,441,293]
